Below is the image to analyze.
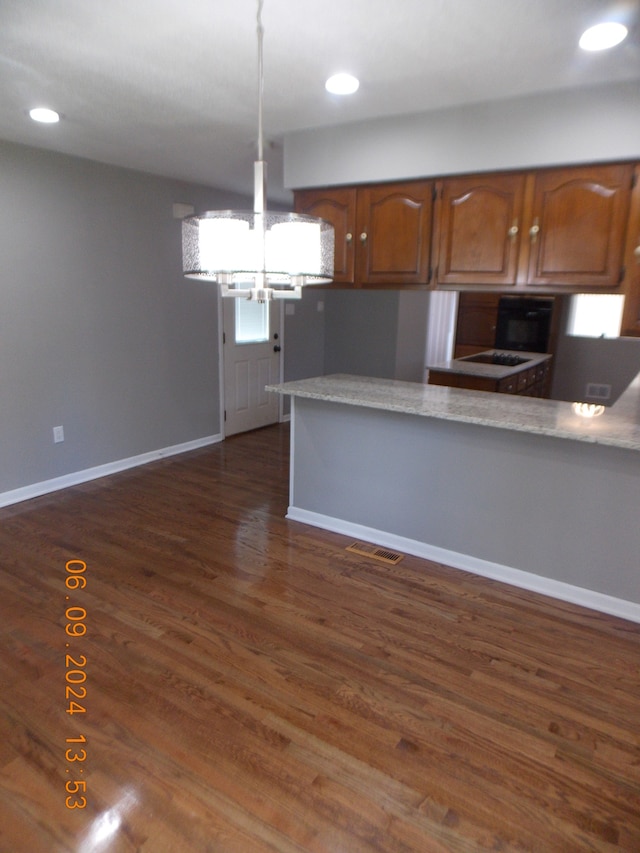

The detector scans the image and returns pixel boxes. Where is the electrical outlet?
[317,300,324,313]
[585,383,611,400]
[53,425,64,443]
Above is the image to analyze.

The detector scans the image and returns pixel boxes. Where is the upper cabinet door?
[621,164,640,337]
[436,173,525,287]
[295,187,357,284]
[356,181,434,285]
[523,164,633,289]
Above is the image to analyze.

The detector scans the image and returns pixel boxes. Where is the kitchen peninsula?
[267,372,640,623]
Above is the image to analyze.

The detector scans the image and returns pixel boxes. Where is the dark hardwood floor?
[1,423,639,852]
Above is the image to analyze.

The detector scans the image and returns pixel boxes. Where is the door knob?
[273,345,281,353]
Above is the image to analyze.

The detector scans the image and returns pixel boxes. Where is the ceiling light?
[325,73,360,95]
[182,0,334,301]
[29,107,60,124]
[579,22,628,51]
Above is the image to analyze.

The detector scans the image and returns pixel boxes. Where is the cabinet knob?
[634,244,640,262]
[360,232,368,243]
[345,232,353,244]
[529,217,540,243]
[508,220,519,241]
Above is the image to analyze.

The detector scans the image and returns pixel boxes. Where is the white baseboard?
[287,506,640,625]
[0,434,223,509]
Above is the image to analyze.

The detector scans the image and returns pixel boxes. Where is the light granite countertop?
[267,372,640,452]
[427,350,552,379]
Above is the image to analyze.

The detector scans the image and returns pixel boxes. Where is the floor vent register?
[345,542,404,565]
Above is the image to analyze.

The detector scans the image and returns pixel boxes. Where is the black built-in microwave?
[494,297,553,353]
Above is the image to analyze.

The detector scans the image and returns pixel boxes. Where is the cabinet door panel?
[437,173,525,286]
[357,182,433,285]
[526,165,632,288]
[621,164,640,336]
[295,188,356,284]
[454,294,500,350]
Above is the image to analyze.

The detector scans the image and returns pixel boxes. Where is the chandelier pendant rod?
[181,0,334,300]
[254,0,266,217]
[254,0,267,286]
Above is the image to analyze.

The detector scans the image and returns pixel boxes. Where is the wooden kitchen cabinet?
[453,293,501,358]
[356,181,434,286]
[434,172,525,287]
[621,163,640,337]
[428,356,552,398]
[434,163,634,293]
[295,187,356,284]
[522,164,633,290]
[295,180,434,287]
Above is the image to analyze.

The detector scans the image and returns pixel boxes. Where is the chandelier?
[182,0,334,301]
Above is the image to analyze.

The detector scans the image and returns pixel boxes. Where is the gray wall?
[290,397,640,611]
[323,290,399,378]
[283,290,325,382]
[395,291,431,381]
[322,288,430,383]
[0,139,427,499]
[547,296,640,403]
[282,288,326,416]
[0,140,250,495]
[284,288,431,411]
[285,81,640,190]
[551,335,640,405]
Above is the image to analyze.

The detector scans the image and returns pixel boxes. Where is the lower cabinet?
[428,359,552,398]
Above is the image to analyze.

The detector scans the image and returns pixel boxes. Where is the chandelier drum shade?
[182,208,335,294]
[182,0,334,301]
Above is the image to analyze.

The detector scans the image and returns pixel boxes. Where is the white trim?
[0,434,223,509]
[286,506,640,625]
[276,299,285,422]
[217,289,226,439]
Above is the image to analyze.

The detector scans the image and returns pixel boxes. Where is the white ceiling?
[2,0,639,202]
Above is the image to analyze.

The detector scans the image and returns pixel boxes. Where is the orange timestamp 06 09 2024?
[64,559,88,810]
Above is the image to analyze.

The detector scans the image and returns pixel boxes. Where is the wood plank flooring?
[1,423,639,852]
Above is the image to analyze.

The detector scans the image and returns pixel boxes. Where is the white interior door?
[222,297,282,436]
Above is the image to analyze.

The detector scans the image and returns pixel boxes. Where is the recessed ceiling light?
[29,107,60,124]
[579,22,628,51]
[325,73,360,95]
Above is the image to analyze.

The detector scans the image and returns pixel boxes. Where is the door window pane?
[235,299,269,343]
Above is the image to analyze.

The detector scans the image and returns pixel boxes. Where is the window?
[235,299,269,343]
[566,294,625,338]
